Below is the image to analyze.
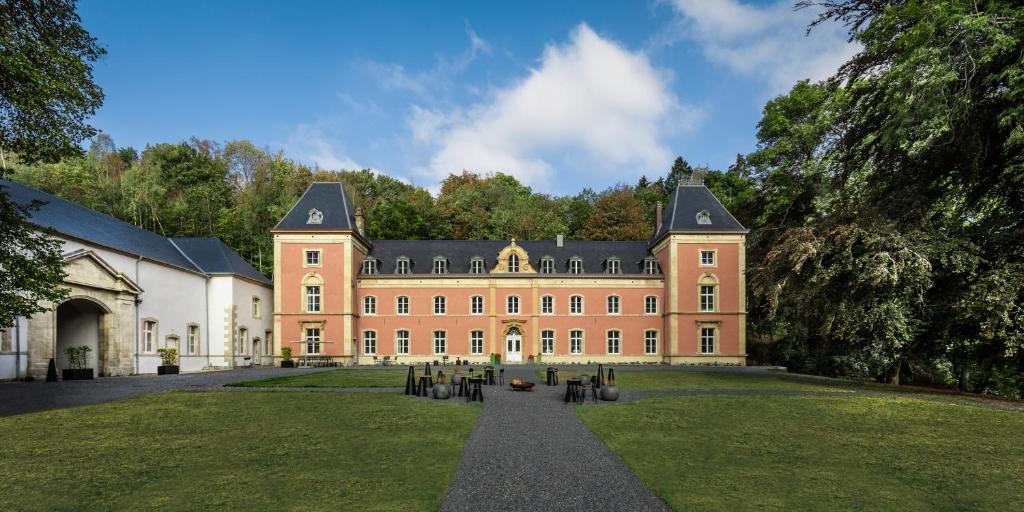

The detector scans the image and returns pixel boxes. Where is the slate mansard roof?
[649,184,747,246]
[1,179,270,285]
[365,239,655,275]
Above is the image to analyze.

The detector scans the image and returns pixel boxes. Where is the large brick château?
[272,182,748,365]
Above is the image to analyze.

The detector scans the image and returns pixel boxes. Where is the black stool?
[498,368,504,385]
[564,378,582,403]
[484,368,495,385]
[456,376,469,397]
[546,367,558,386]
[467,377,484,403]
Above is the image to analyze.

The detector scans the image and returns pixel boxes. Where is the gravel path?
[439,366,669,512]
[0,367,333,417]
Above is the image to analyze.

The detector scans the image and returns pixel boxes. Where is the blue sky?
[78,0,856,195]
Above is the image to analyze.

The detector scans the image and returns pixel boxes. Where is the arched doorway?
[505,326,522,364]
[55,298,108,375]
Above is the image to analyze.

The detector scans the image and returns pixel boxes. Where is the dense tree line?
[4,0,1021,396]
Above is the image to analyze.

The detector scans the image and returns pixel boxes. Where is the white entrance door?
[506,328,522,363]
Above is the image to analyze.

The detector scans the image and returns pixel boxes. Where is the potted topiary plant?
[432,371,451,399]
[157,347,179,375]
[280,347,294,368]
[62,346,94,380]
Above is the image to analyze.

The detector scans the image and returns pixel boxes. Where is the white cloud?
[411,23,699,190]
[284,124,365,171]
[665,0,859,92]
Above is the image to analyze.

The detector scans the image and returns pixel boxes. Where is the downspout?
[205,275,211,369]
[14,317,21,380]
[135,256,142,375]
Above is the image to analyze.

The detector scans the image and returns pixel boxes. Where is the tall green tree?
[1,0,104,325]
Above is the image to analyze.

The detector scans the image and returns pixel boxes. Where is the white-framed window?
[570,330,583,354]
[363,258,379,274]
[700,250,716,267]
[506,295,520,315]
[508,253,520,272]
[607,330,621,355]
[305,327,322,355]
[699,285,716,312]
[570,295,584,315]
[363,331,377,355]
[396,296,410,315]
[252,297,261,318]
[645,330,658,355]
[433,296,447,315]
[643,258,660,275]
[569,257,583,274]
[541,330,554,355]
[306,285,321,313]
[470,258,485,274]
[433,330,447,355]
[700,327,716,354]
[470,330,484,355]
[470,295,484,315]
[363,296,377,315]
[237,327,248,354]
[186,324,199,355]
[606,295,620,315]
[606,258,621,275]
[396,330,409,355]
[396,258,410,275]
[541,295,554,315]
[540,257,554,274]
[305,250,321,266]
[143,320,156,353]
[645,296,658,315]
[432,257,449,274]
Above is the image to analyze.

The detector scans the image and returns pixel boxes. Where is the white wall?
[232,276,274,366]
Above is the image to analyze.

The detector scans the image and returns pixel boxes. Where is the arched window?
[605,257,621,274]
[698,273,719,312]
[569,257,583,274]
[470,257,485,274]
[644,295,658,315]
[362,258,379,274]
[432,257,449,274]
[395,257,411,275]
[396,296,410,315]
[470,295,484,315]
[696,210,712,225]
[540,256,555,274]
[506,295,520,315]
[433,296,447,315]
[363,331,377,355]
[606,295,620,315]
[508,253,520,273]
[569,295,584,315]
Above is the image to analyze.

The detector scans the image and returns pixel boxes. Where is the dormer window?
[433,257,449,274]
[395,257,410,275]
[508,253,519,273]
[540,256,554,274]
[362,258,378,275]
[606,257,621,275]
[307,208,323,225]
[470,257,485,274]
[643,257,660,275]
[569,257,583,275]
[696,210,712,225]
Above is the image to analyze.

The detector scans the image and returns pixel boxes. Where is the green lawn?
[231,368,410,388]
[578,395,1024,511]
[534,368,842,392]
[0,392,479,511]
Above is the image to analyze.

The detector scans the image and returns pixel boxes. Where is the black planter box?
[157,365,179,375]
[281,360,295,368]
[62,368,94,380]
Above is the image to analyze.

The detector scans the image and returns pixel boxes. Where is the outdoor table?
[546,367,558,386]
[484,368,495,385]
[564,378,582,403]
[417,375,433,397]
[467,377,484,403]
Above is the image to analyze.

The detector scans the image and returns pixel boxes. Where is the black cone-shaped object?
[46,358,58,382]
[597,363,604,388]
[607,368,616,385]
[425,362,431,378]
[404,365,416,395]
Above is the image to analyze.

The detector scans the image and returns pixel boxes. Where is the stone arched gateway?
[27,250,141,379]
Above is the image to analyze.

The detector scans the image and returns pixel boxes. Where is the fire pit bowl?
[510,378,535,391]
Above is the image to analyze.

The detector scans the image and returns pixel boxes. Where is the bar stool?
[564,378,582,403]
[484,368,495,385]
[498,368,504,385]
[546,367,558,386]
[456,375,469,397]
[467,377,484,403]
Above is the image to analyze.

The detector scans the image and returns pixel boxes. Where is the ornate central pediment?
[492,239,536,273]
[62,250,143,295]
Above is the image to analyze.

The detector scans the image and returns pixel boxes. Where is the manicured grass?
[0,392,479,511]
[231,368,410,388]
[578,395,1024,511]
[534,368,840,392]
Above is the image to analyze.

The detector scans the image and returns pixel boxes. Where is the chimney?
[556,234,564,247]
[655,202,663,231]
[354,207,365,235]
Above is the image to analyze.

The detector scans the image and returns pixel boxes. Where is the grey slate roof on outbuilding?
[649,185,747,246]
[170,237,272,285]
[1,179,270,284]
[365,239,656,275]
[274,182,358,231]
